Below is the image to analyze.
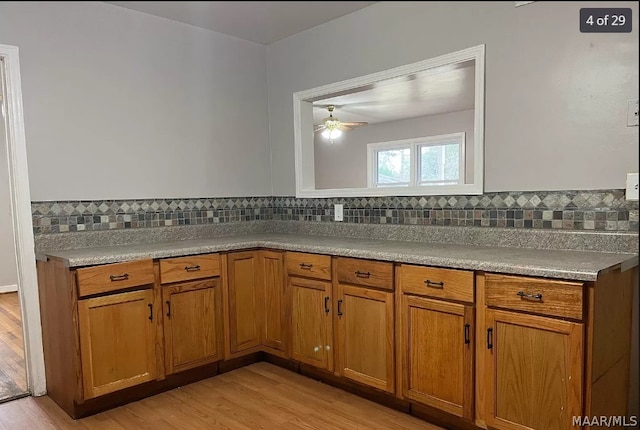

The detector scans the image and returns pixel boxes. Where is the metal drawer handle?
[184,265,201,272]
[148,304,153,322]
[487,327,493,350]
[355,271,370,278]
[517,291,543,301]
[166,300,171,318]
[464,323,471,345]
[424,279,444,288]
[337,299,343,317]
[299,263,313,270]
[109,273,129,282]
[324,296,330,313]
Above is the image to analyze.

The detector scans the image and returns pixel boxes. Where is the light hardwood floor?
[0,292,27,401]
[0,362,441,429]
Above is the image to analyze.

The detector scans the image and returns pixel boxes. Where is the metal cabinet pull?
[337,299,343,317]
[464,323,471,345]
[299,263,313,270]
[355,271,370,278]
[517,291,543,301]
[148,304,153,322]
[166,300,171,318]
[487,327,493,350]
[184,265,201,272]
[110,273,129,282]
[424,279,444,288]
[324,296,330,313]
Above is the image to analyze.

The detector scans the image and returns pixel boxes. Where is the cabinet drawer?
[76,260,154,297]
[286,252,331,280]
[160,254,221,284]
[399,265,474,303]
[337,257,393,290]
[485,274,584,320]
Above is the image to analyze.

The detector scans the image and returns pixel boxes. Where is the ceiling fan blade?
[314,125,325,132]
[341,121,368,127]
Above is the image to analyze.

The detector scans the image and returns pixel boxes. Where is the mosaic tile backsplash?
[32,189,638,235]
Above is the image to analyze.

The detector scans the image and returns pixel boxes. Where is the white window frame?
[367,132,465,188]
[366,139,414,188]
[417,132,465,186]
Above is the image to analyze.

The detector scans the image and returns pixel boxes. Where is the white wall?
[267,1,639,195]
[0,1,271,201]
[0,70,18,289]
[314,110,474,189]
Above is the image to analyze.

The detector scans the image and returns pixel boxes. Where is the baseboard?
[0,284,18,294]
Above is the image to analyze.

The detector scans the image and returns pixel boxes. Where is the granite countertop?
[37,233,638,281]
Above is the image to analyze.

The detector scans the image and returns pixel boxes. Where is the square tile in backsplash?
[32,190,639,235]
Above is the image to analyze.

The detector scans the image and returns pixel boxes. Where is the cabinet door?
[78,289,157,399]
[260,251,286,353]
[336,284,394,393]
[486,309,583,430]
[289,276,332,370]
[401,295,474,419]
[163,278,223,374]
[227,251,262,354]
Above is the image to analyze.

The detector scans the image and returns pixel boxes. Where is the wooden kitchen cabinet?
[289,275,333,370]
[400,295,474,419]
[36,244,635,426]
[260,250,287,355]
[78,289,158,399]
[224,250,287,358]
[159,254,221,284]
[286,252,331,280]
[334,257,395,393]
[482,273,585,430]
[162,278,224,374]
[225,251,263,356]
[484,309,583,430]
[397,264,475,419]
[160,254,223,373]
[336,283,394,393]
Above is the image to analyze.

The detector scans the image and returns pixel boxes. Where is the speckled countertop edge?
[37,234,639,282]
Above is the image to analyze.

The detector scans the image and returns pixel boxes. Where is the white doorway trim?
[0,44,46,396]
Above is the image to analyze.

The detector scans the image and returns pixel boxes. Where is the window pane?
[376,148,410,185]
[420,143,459,184]
[443,143,460,181]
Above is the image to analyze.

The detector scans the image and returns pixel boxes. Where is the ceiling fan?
[314,105,368,142]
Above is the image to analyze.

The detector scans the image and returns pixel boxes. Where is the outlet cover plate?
[334,204,344,222]
[626,173,639,201]
[628,100,639,127]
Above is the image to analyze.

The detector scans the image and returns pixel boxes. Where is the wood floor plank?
[0,363,441,429]
[0,292,27,398]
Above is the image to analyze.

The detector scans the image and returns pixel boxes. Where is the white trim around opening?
[0,43,46,396]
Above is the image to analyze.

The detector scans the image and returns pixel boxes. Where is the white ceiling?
[105,1,377,44]
[313,63,476,125]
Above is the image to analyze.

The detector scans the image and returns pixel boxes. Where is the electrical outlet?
[626,173,639,201]
[628,100,639,127]
[334,204,344,222]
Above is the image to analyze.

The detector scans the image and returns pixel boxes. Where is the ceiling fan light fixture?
[321,127,342,141]
[314,105,367,142]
